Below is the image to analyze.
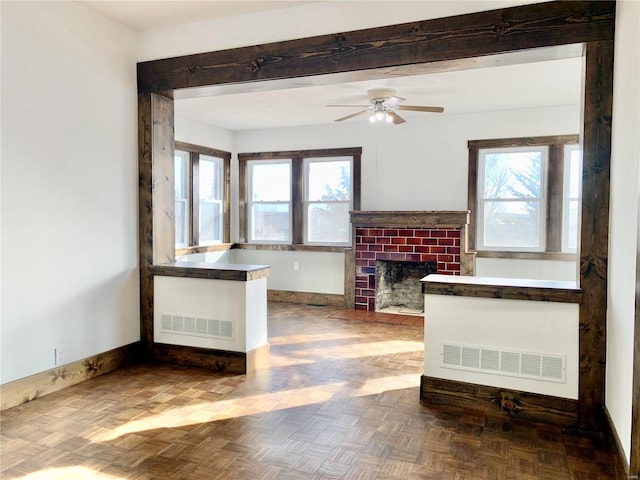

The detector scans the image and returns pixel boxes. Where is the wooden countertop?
[150,262,270,282]
[421,274,582,304]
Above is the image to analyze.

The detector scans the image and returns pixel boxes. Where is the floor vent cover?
[441,343,565,383]
[160,314,234,340]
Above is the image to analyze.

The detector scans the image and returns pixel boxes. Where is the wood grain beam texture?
[137,1,615,94]
[138,92,175,356]
[578,40,614,432]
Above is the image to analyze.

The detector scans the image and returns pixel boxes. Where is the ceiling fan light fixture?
[385,113,393,123]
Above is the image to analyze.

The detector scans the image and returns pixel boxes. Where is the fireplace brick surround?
[348,211,471,311]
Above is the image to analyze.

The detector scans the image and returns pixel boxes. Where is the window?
[174,142,231,249]
[304,157,352,245]
[239,148,361,247]
[247,160,292,243]
[468,135,579,254]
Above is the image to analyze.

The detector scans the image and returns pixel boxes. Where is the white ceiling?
[174,57,582,131]
[83,1,319,32]
[83,1,583,132]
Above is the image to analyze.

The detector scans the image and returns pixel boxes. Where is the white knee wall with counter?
[424,293,579,399]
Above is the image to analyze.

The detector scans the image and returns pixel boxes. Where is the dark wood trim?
[344,246,356,308]
[138,92,176,356]
[238,147,363,161]
[137,2,614,94]
[0,342,142,411]
[233,243,348,253]
[238,156,248,243]
[421,375,578,427]
[267,290,344,307]
[151,261,270,281]
[422,274,583,304]
[153,343,261,374]
[467,145,479,251]
[291,156,303,245]
[350,210,469,227]
[547,143,566,252]
[138,0,617,430]
[175,141,233,161]
[459,225,475,276]
[223,152,231,243]
[190,151,198,246]
[578,39,614,431]
[468,134,579,150]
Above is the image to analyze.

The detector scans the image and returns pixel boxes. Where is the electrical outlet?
[55,348,64,366]
[293,261,300,271]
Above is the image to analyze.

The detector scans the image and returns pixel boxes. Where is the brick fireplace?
[349,211,471,311]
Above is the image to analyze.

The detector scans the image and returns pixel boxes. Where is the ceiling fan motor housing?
[367,88,397,103]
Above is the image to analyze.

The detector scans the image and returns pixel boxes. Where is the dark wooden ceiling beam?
[137,0,615,94]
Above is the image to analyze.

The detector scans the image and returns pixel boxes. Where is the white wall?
[475,258,577,282]
[138,1,542,62]
[606,0,640,464]
[175,114,235,153]
[1,2,140,384]
[236,105,579,212]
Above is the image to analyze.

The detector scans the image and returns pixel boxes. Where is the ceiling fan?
[328,88,444,124]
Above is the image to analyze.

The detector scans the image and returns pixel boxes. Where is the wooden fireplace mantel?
[350,210,470,228]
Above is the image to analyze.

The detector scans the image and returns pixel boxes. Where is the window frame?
[468,135,579,257]
[239,147,361,247]
[174,141,231,250]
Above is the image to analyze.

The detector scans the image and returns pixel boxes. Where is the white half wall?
[154,276,268,353]
[1,1,140,384]
[605,0,640,464]
[424,294,579,399]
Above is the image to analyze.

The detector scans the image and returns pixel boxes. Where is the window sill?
[234,243,349,253]
[175,243,234,256]
[473,250,577,261]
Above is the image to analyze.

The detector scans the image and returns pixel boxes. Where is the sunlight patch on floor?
[16,467,123,479]
[269,332,361,346]
[92,382,348,442]
[280,340,423,360]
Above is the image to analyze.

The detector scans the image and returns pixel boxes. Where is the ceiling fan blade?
[388,111,406,124]
[398,105,444,113]
[327,104,369,108]
[334,110,369,122]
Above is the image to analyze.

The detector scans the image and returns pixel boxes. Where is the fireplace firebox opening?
[375,260,438,315]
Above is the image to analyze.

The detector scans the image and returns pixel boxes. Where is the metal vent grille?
[441,342,566,383]
[160,314,234,340]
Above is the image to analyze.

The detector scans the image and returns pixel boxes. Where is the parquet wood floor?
[0,303,622,479]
